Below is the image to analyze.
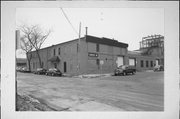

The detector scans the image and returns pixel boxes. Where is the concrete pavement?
[17,71,164,111]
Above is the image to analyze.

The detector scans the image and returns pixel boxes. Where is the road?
[17,71,164,111]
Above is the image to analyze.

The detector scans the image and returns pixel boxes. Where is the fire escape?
[139,35,164,56]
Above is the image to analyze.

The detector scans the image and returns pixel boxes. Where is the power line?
[60,7,79,35]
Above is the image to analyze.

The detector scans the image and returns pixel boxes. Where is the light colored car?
[21,67,30,73]
[153,65,164,72]
[46,68,62,76]
[34,68,47,75]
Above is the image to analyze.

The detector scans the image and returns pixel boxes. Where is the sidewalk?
[73,73,112,78]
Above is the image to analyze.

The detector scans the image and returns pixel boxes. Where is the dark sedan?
[46,68,62,76]
[114,65,136,76]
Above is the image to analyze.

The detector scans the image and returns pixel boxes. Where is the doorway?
[64,62,67,73]
[116,56,124,67]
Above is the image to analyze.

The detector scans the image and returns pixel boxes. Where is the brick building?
[28,34,164,75]
[127,34,164,71]
[28,35,128,75]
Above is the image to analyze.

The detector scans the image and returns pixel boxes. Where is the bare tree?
[20,35,34,71]
[19,24,51,69]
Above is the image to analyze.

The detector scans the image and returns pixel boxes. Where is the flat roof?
[86,35,128,48]
[30,35,128,53]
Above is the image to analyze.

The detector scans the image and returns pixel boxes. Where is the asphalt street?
[17,71,164,111]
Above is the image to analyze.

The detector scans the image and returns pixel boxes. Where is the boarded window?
[33,62,35,69]
[77,43,79,52]
[151,61,153,67]
[146,60,149,67]
[53,49,56,56]
[96,59,100,65]
[58,48,61,55]
[96,44,99,52]
[141,60,144,67]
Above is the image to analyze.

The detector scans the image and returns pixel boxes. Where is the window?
[96,59,100,65]
[151,61,153,67]
[146,60,149,67]
[77,43,79,52]
[141,60,144,67]
[42,62,44,68]
[129,58,135,66]
[33,62,35,69]
[54,63,57,68]
[53,49,56,56]
[96,59,100,69]
[58,48,61,55]
[96,44,99,52]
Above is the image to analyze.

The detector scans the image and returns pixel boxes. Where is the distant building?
[28,34,164,75]
[128,34,164,71]
[16,58,27,67]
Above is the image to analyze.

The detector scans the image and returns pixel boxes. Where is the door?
[54,63,57,68]
[116,56,124,67]
[129,58,135,66]
[155,59,159,66]
[64,62,67,73]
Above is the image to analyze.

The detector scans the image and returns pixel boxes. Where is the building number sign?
[88,52,98,57]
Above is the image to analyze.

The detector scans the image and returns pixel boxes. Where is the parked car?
[16,67,23,72]
[46,68,62,76]
[34,68,47,75]
[114,65,136,76]
[20,67,31,73]
[153,65,164,72]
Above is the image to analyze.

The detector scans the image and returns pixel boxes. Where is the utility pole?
[77,22,81,75]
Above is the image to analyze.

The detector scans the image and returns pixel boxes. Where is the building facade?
[28,34,164,75]
[127,34,164,71]
[28,35,128,75]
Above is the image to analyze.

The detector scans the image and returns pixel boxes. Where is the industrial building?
[28,34,164,75]
[127,34,164,71]
[28,35,128,75]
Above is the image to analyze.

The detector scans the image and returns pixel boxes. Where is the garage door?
[116,56,124,67]
[129,58,135,66]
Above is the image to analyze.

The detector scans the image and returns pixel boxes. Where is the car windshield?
[49,68,59,71]
[118,65,127,69]
[37,68,43,71]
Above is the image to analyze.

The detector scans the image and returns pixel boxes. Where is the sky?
[16,8,164,58]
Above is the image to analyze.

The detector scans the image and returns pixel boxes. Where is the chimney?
[85,27,88,36]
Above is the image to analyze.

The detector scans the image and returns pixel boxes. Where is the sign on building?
[88,52,98,57]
